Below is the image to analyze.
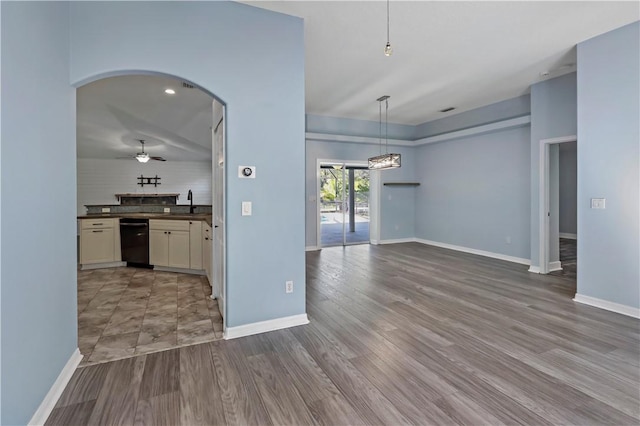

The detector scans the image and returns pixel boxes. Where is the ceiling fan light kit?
[136,152,150,163]
[368,95,401,170]
[125,139,166,163]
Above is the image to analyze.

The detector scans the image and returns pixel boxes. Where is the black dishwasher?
[120,218,150,267]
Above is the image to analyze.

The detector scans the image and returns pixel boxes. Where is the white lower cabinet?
[189,221,203,270]
[149,220,192,269]
[79,218,120,266]
[203,223,213,285]
[80,227,115,264]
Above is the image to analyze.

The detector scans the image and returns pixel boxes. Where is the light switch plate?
[591,198,606,209]
[101,207,111,213]
[164,207,171,213]
[242,201,252,216]
[238,166,256,179]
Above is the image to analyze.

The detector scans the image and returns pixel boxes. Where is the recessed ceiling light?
[164,89,176,95]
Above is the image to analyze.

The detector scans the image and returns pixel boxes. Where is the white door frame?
[316,159,378,248]
[536,135,576,274]
[212,102,226,330]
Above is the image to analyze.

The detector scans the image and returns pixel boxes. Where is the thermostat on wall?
[238,166,256,178]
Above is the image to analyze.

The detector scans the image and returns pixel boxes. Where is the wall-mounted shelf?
[383,182,420,186]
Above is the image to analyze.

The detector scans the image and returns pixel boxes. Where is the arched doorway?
[74,72,226,365]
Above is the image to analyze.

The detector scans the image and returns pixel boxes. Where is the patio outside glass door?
[320,163,370,247]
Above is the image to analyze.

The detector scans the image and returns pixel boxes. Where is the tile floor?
[77,267,223,366]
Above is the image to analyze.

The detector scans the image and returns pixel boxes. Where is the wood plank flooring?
[48,243,640,425]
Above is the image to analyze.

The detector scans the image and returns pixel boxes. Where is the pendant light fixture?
[384,0,393,56]
[368,96,401,170]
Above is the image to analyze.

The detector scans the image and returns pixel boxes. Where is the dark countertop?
[78,213,213,226]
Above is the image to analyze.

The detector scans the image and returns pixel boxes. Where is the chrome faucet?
[187,189,195,214]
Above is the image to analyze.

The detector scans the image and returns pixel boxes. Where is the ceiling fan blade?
[151,156,166,162]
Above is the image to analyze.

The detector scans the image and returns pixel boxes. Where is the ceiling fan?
[120,139,166,163]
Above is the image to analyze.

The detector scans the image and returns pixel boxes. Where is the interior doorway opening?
[538,136,577,281]
[318,161,371,247]
[74,72,227,365]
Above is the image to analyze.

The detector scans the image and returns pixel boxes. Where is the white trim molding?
[548,261,563,272]
[559,232,577,240]
[306,116,531,148]
[573,294,640,319]
[306,132,413,146]
[528,265,541,274]
[415,238,530,266]
[305,246,321,252]
[224,314,310,340]
[29,348,83,426]
[379,238,416,245]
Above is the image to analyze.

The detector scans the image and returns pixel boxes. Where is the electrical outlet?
[101,207,111,213]
[164,207,171,213]
[285,281,293,293]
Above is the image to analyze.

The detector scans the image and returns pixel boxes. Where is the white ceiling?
[245,1,639,125]
[77,75,213,161]
[77,2,638,160]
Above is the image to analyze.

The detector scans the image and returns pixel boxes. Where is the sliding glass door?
[319,163,370,247]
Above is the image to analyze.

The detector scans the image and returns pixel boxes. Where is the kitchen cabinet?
[203,223,212,285]
[149,220,191,269]
[189,220,203,270]
[79,218,121,266]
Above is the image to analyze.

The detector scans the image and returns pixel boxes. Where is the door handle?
[214,225,219,228]
[92,230,103,233]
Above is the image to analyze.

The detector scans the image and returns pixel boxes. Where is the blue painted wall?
[69,1,306,327]
[305,140,416,247]
[1,3,77,424]
[414,126,531,260]
[529,72,577,268]
[577,22,639,308]
[1,2,305,422]
[559,142,577,235]
[414,95,531,139]
[307,114,416,140]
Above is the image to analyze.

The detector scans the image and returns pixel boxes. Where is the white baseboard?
[414,238,530,266]
[559,233,577,240]
[573,294,640,319]
[528,265,541,274]
[29,348,83,426]
[80,261,125,270]
[548,261,563,272]
[370,239,380,245]
[224,313,309,340]
[305,246,320,252]
[153,266,205,275]
[379,238,416,245]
